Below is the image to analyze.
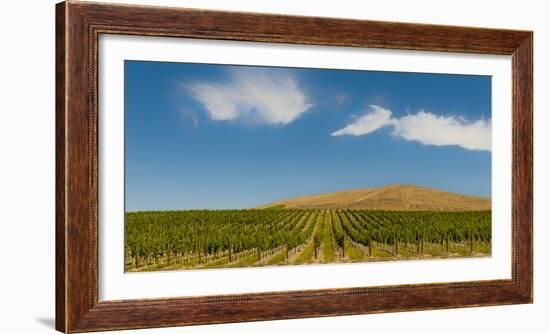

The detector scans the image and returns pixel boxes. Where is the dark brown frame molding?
[56,1,533,332]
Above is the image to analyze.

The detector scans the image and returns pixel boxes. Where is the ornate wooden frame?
[56,1,533,332]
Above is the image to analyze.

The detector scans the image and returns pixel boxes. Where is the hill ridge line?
[259,184,491,212]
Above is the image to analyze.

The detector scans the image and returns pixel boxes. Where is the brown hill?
[260,184,491,211]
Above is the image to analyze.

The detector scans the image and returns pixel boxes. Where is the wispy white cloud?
[335,93,350,106]
[186,69,312,125]
[330,105,393,136]
[392,111,491,151]
[331,105,491,152]
[179,107,200,128]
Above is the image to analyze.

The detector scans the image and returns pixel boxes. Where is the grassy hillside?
[260,184,491,211]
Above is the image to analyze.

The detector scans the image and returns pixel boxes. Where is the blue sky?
[125,61,491,211]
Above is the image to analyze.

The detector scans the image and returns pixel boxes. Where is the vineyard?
[125,209,491,272]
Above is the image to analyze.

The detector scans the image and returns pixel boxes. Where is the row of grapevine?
[125,209,320,270]
[125,209,491,271]
[341,210,491,256]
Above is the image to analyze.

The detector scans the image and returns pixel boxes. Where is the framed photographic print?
[56,1,533,332]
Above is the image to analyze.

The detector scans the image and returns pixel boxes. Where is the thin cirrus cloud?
[331,105,491,152]
[185,69,312,125]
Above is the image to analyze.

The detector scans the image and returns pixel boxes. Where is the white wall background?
[0,0,546,333]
